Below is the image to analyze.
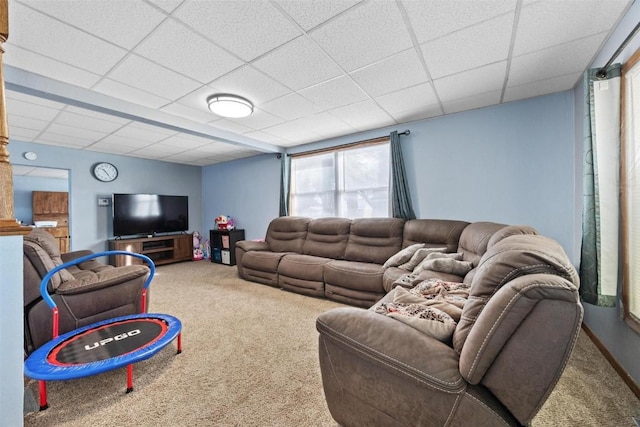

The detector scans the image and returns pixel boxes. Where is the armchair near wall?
[23,228,150,354]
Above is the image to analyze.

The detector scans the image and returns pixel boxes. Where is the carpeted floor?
[24,261,640,426]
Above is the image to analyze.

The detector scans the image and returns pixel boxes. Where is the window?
[290,139,390,218]
[622,48,640,331]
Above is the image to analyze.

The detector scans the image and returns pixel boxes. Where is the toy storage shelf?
[209,229,245,266]
[108,234,193,267]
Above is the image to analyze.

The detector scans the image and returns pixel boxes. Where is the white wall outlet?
[98,197,111,206]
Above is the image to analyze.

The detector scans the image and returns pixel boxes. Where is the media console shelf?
[108,233,193,267]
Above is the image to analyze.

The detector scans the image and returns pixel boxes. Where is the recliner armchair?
[316,233,583,426]
[23,228,150,354]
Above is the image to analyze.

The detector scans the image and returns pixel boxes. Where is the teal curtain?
[390,131,416,219]
[278,154,290,217]
[580,66,619,307]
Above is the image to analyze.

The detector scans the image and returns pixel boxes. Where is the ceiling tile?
[201,66,291,107]
[37,132,95,148]
[4,44,102,88]
[160,103,218,124]
[209,119,254,134]
[23,0,167,49]
[98,134,155,148]
[92,78,172,109]
[275,0,361,31]
[388,107,442,124]
[191,142,239,154]
[421,13,514,79]
[433,61,507,102]
[261,93,321,121]
[328,99,395,131]
[174,0,302,61]
[262,120,323,143]
[350,49,428,97]
[5,98,63,122]
[9,127,40,141]
[54,111,127,133]
[85,142,135,155]
[7,114,50,131]
[253,36,343,91]
[113,122,176,143]
[44,123,109,141]
[503,73,582,103]
[227,109,285,131]
[513,0,632,56]
[9,1,127,74]
[509,34,604,87]
[402,0,517,43]
[107,54,202,101]
[291,112,356,139]
[243,130,287,145]
[299,75,369,110]
[311,1,413,72]
[442,90,502,115]
[375,83,440,116]
[147,0,184,14]
[135,19,244,84]
[158,134,211,150]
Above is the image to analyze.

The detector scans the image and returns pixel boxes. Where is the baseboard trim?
[581,322,640,399]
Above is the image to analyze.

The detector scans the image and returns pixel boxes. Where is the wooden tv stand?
[108,233,193,267]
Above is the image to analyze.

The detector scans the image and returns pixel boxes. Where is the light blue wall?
[0,235,24,425]
[574,1,640,385]
[10,140,202,252]
[202,153,281,240]
[13,174,68,225]
[208,91,577,263]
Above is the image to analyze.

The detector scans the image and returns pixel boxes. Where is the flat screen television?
[112,193,189,238]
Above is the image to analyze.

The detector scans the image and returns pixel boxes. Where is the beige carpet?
[24,261,640,426]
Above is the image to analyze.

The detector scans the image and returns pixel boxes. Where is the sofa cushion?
[453,234,579,353]
[413,257,473,276]
[278,254,328,281]
[382,243,425,268]
[398,247,447,271]
[23,229,75,289]
[403,219,470,252]
[241,250,288,272]
[265,216,310,253]
[344,218,405,264]
[324,260,385,293]
[302,217,351,259]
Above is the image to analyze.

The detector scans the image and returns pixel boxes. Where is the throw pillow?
[398,247,447,271]
[413,257,474,276]
[382,243,425,268]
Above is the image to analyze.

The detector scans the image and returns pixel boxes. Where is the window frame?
[621,46,640,333]
[289,137,391,219]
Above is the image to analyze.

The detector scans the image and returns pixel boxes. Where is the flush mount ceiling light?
[207,94,254,118]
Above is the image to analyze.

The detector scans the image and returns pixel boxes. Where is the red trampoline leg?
[39,380,49,410]
[126,364,133,393]
[177,332,182,354]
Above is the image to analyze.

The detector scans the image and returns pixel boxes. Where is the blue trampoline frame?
[23,251,182,410]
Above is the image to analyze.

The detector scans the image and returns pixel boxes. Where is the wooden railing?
[0,0,29,236]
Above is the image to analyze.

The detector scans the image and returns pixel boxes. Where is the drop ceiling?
[3,0,634,166]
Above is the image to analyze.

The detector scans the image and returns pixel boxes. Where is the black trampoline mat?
[48,318,167,365]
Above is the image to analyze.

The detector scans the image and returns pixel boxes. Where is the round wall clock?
[92,162,119,182]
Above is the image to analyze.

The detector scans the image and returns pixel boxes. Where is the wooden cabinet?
[210,229,245,265]
[109,234,193,267]
[32,191,70,253]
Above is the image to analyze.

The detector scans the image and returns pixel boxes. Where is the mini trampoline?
[24,251,182,410]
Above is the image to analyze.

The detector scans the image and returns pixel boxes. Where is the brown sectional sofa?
[236,216,508,307]
[236,216,583,426]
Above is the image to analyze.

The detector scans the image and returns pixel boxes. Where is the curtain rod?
[284,129,410,158]
[597,20,640,78]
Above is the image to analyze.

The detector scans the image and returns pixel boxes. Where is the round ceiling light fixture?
[207,94,254,118]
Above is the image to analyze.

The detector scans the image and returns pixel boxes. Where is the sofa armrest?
[317,307,463,391]
[56,265,149,295]
[61,250,93,263]
[236,240,269,251]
